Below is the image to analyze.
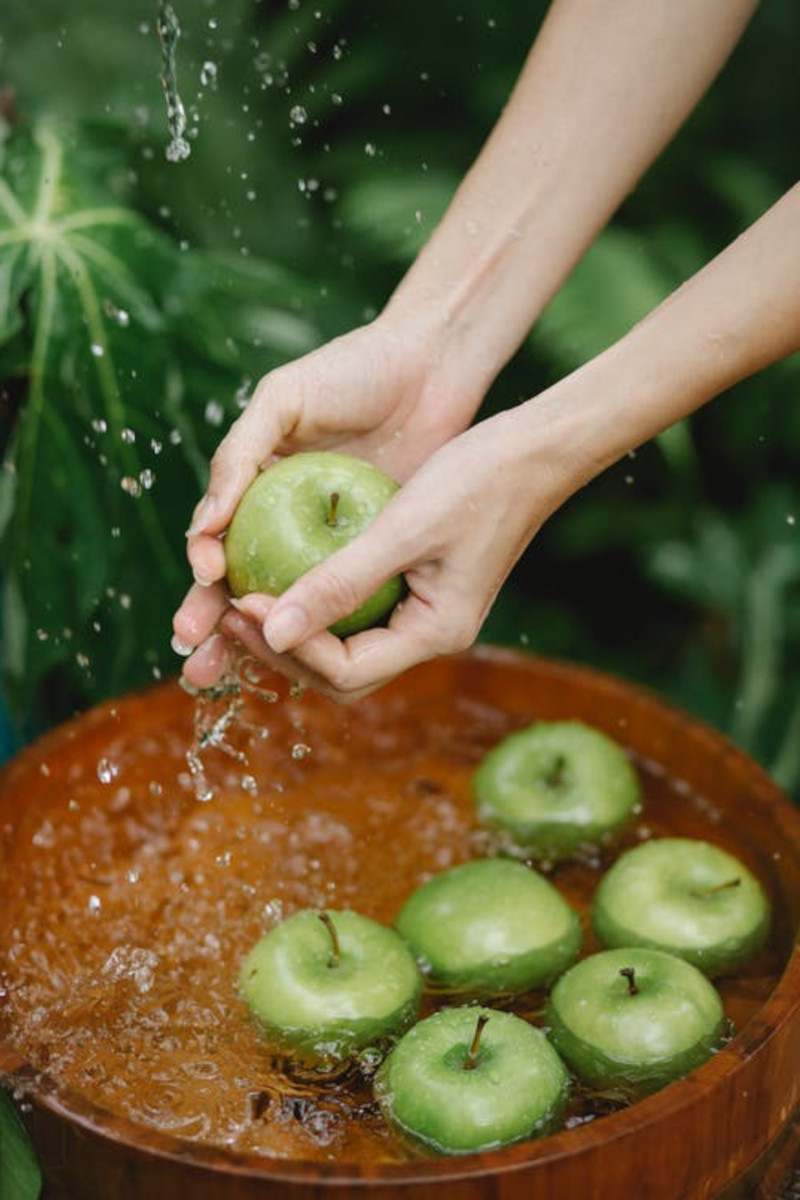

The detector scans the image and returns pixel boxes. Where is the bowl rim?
[2,645,799,1186]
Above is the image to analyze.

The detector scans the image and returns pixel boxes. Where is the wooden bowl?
[1,648,798,1199]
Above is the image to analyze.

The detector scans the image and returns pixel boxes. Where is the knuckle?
[314,566,365,622]
[438,614,480,656]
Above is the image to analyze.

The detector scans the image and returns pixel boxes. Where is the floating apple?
[238,908,422,1063]
[395,857,581,996]
[375,1005,570,1154]
[472,720,641,861]
[591,837,771,977]
[224,450,405,637]
[545,947,725,1098]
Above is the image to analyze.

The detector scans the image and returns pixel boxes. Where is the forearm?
[524,184,800,496]
[385,0,759,403]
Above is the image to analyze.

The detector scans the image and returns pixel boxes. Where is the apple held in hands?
[395,857,581,997]
[545,947,726,1098]
[375,1006,570,1155]
[225,450,405,637]
[591,837,771,977]
[472,720,642,861]
[238,909,423,1063]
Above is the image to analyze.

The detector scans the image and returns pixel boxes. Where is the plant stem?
[326,492,340,527]
[619,967,639,996]
[464,1013,490,1070]
[317,911,340,968]
[691,877,741,898]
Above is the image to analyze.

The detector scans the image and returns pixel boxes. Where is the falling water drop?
[157,1,191,162]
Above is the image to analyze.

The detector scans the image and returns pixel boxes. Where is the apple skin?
[395,857,581,997]
[224,451,405,638]
[545,947,726,1098]
[591,837,771,977]
[238,909,423,1063]
[472,720,642,861]
[375,1005,570,1155]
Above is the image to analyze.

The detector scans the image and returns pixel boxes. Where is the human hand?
[198,403,574,702]
[172,314,486,683]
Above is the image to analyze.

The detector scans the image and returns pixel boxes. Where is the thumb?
[262,522,405,653]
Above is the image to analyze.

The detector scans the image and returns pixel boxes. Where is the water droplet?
[165,137,191,163]
[200,60,218,87]
[364,142,376,157]
[91,418,108,434]
[289,104,308,125]
[787,514,796,526]
[121,427,136,444]
[139,469,156,490]
[96,758,119,784]
[120,476,142,497]
[90,343,105,358]
[88,895,102,913]
[291,742,312,760]
[204,399,225,425]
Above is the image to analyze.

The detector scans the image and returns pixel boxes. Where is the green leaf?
[338,170,457,263]
[534,225,676,367]
[0,121,325,726]
[0,1091,42,1200]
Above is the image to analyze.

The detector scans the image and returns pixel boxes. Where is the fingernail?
[193,570,214,588]
[264,605,308,653]
[171,635,195,657]
[187,495,217,536]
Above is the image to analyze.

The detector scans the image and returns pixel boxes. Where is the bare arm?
[241,185,800,699]
[177,0,762,690]
[384,0,761,394]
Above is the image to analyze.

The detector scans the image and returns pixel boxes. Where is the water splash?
[157,1,191,162]
[182,656,278,802]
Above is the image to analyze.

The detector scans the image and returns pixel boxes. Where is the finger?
[261,513,410,654]
[219,610,352,701]
[173,581,229,650]
[186,531,229,588]
[188,375,295,536]
[275,599,437,697]
[181,632,238,690]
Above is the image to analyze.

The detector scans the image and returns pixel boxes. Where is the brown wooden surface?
[1,647,799,1199]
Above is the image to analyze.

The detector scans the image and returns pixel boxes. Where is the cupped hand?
[188,402,573,702]
[172,314,484,678]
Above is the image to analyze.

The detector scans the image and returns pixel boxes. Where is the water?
[182,655,279,802]
[0,676,791,1164]
[157,1,191,162]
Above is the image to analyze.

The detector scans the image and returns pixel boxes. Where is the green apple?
[472,720,641,861]
[224,450,405,637]
[545,947,726,1098]
[395,857,581,997]
[375,1005,570,1154]
[238,908,423,1063]
[591,837,771,977]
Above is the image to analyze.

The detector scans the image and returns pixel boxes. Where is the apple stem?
[545,754,567,789]
[317,911,341,969]
[691,877,741,899]
[464,1013,490,1070]
[619,967,640,996]
[326,491,340,527]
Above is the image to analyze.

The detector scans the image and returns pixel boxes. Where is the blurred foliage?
[0,0,798,795]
